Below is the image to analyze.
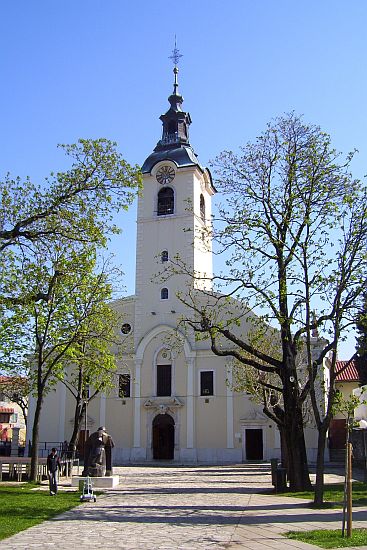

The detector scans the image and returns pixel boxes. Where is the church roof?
[142,145,201,173]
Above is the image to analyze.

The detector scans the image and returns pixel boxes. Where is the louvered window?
[157,188,174,215]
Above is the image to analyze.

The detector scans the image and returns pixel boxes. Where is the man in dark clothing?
[47,448,61,495]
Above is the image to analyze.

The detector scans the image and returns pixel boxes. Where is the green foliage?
[0,139,140,477]
[356,295,367,354]
[0,484,80,541]
[0,137,140,381]
[0,375,29,425]
[332,390,361,427]
[355,293,367,385]
[0,138,142,254]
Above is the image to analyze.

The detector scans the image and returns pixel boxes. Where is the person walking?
[47,447,61,495]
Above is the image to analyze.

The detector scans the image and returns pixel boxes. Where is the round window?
[121,323,132,334]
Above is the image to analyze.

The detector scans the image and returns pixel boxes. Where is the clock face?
[156,165,175,185]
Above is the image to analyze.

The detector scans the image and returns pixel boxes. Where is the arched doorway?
[152,414,174,460]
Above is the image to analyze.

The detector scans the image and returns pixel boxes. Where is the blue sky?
[1,1,366,357]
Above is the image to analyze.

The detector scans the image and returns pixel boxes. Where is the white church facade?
[29,66,321,464]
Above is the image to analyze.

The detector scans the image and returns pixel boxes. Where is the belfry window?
[200,194,205,223]
[161,250,169,263]
[161,287,169,300]
[157,188,174,216]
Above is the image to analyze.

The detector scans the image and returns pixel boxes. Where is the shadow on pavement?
[48,501,366,527]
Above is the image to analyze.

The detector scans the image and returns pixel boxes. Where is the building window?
[200,371,214,396]
[200,194,205,222]
[119,374,131,398]
[157,187,174,216]
[161,250,169,263]
[0,413,11,423]
[10,413,18,423]
[161,287,169,300]
[157,365,172,396]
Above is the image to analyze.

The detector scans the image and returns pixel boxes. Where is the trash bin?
[275,467,287,493]
[270,458,279,485]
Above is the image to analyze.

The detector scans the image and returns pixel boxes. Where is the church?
[29,64,321,464]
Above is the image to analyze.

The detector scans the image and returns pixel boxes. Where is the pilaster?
[186,357,195,448]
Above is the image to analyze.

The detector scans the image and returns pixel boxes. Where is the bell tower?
[134,50,216,340]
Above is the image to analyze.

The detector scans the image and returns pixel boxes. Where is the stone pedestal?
[71,475,120,489]
[10,427,20,456]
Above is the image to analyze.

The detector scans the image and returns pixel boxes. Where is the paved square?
[2,464,367,549]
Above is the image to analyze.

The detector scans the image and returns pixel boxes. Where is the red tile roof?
[335,360,360,382]
[0,406,14,414]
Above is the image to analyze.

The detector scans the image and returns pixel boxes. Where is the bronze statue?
[82,426,114,477]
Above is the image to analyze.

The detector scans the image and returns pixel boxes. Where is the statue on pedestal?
[82,426,114,477]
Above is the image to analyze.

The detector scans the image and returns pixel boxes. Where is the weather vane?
[169,36,183,67]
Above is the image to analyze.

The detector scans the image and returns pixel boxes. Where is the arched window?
[155,348,172,398]
[161,288,169,300]
[200,194,205,222]
[161,250,169,263]
[157,187,174,216]
[168,120,176,135]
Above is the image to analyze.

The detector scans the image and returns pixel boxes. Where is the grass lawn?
[0,483,81,541]
[281,482,367,508]
[282,483,367,548]
[287,528,367,548]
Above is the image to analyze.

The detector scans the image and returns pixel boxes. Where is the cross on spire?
[169,36,182,67]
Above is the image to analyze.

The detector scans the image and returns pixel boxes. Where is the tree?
[0,139,140,478]
[0,245,118,480]
[0,138,141,307]
[0,138,141,255]
[57,263,123,457]
[0,375,29,427]
[355,293,367,385]
[174,113,367,492]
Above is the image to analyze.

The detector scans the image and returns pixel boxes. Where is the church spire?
[153,41,191,152]
[141,42,202,174]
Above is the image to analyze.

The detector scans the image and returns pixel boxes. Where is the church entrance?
[152,414,174,460]
[245,428,263,460]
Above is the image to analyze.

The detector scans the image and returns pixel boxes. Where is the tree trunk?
[29,394,43,481]
[68,399,84,458]
[283,396,312,491]
[314,425,328,506]
[280,330,312,491]
[279,426,289,470]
